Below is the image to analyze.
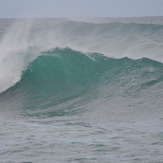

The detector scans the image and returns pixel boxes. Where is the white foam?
[0,19,33,93]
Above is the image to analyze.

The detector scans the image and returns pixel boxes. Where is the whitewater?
[0,18,163,163]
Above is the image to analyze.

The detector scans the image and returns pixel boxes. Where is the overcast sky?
[0,0,163,18]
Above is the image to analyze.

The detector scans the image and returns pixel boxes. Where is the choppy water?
[0,18,163,163]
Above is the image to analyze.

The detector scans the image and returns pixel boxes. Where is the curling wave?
[0,48,162,117]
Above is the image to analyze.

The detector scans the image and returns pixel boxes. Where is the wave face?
[0,18,163,162]
[1,47,163,116]
[0,19,163,93]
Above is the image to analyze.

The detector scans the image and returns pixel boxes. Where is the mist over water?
[0,18,163,93]
[0,18,163,162]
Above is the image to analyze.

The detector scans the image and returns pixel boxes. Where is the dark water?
[0,18,163,162]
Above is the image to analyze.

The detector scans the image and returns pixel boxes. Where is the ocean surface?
[0,18,163,163]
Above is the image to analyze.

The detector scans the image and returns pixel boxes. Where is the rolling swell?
[0,48,163,117]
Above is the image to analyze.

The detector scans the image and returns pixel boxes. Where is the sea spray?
[0,19,34,92]
[1,19,163,93]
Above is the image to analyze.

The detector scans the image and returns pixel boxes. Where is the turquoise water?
[0,18,163,162]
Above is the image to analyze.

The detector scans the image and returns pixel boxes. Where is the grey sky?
[0,0,163,18]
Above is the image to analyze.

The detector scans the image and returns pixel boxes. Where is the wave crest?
[0,48,162,116]
[0,19,163,93]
